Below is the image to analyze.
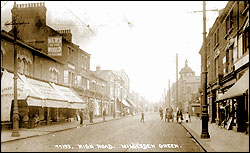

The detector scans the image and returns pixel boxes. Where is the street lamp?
[120,85,123,117]
[113,77,116,119]
[5,2,28,137]
[201,1,210,139]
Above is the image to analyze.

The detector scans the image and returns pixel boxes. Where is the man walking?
[89,110,94,123]
[79,109,84,126]
[103,108,106,121]
[140,108,145,123]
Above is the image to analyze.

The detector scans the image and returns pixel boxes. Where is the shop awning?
[122,99,130,107]
[216,69,249,102]
[49,82,86,109]
[126,99,136,107]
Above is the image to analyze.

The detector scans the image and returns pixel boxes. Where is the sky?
[1,1,228,103]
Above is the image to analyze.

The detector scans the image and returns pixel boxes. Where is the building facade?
[199,1,249,133]
[1,2,92,128]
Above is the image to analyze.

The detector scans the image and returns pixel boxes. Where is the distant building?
[166,59,201,114]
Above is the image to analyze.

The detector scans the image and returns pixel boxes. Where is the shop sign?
[48,36,62,56]
[26,77,64,101]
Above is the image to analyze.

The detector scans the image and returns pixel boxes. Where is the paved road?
[1,112,204,152]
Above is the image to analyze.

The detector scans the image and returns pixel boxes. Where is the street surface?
[1,112,204,152]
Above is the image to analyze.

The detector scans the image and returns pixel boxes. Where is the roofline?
[1,30,64,65]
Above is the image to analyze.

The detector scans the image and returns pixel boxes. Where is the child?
[185,112,190,123]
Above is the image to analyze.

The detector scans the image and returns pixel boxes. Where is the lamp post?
[120,85,123,117]
[201,1,210,139]
[5,2,28,137]
[113,77,116,119]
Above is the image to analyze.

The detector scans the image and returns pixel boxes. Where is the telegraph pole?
[176,54,178,110]
[187,1,217,139]
[5,2,28,137]
[113,77,116,119]
[168,79,171,108]
[201,1,210,139]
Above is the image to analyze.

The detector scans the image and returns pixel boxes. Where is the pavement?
[1,115,133,143]
[181,116,249,152]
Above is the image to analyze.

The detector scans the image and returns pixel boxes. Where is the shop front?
[126,98,136,115]
[216,69,249,133]
[121,98,130,117]
[1,69,85,129]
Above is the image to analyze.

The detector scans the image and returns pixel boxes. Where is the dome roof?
[179,59,194,74]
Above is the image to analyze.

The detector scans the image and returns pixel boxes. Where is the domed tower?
[179,59,195,80]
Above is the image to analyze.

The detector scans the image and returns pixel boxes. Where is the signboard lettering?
[48,36,62,56]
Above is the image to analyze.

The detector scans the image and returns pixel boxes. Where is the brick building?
[1,2,94,127]
[199,1,249,133]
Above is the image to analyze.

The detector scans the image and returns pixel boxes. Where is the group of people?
[159,107,174,122]
[78,108,107,126]
[159,107,191,123]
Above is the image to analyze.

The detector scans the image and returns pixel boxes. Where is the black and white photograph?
[1,1,249,152]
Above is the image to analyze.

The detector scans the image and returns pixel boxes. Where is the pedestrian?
[89,110,94,123]
[176,109,183,123]
[165,107,168,122]
[140,108,145,123]
[185,112,190,123]
[103,109,106,121]
[79,109,84,126]
[159,107,163,120]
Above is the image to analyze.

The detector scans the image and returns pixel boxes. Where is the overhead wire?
[63,5,97,37]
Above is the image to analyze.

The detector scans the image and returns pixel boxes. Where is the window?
[229,11,233,30]
[18,59,24,74]
[233,36,238,62]
[18,58,31,75]
[226,11,233,34]
[214,57,219,78]
[214,29,219,48]
[238,34,243,58]
[68,71,72,85]
[87,79,90,89]
[225,50,229,73]
[243,29,249,55]
[49,67,59,83]
[51,71,59,83]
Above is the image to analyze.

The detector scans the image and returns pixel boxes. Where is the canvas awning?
[49,82,86,109]
[126,99,136,107]
[216,69,249,102]
[121,99,130,107]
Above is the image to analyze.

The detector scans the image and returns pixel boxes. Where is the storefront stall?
[1,69,85,128]
[216,69,249,133]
